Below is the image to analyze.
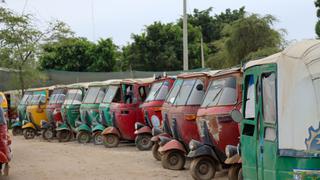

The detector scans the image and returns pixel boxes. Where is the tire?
[152,143,161,161]
[161,150,185,170]
[103,134,120,148]
[93,131,103,145]
[238,168,243,180]
[42,128,55,140]
[228,164,241,180]
[135,134,153,151]
[76,131,91,144]
[12,127,22,136]
[190,156,216,180]
[57,130,72,142]
[23,128,36,139]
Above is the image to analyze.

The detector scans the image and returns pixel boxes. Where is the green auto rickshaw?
[56,83,89,142]
[231,40,320,180]
[76,81,111,144]
[12,91,33,135]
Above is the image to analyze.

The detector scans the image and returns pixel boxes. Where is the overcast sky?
[1,0,318,46]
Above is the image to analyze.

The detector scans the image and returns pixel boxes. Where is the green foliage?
[207,14,283,68]
[39,37,119,72]
[316,0,320,38]
[0,7,68,92]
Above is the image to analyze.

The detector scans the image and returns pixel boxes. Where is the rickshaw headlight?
[189,139,202,151]
[225,145,238,158]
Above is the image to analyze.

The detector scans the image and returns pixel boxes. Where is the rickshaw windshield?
[166,79,183,104]
[102,86,118,103]
[30,94,46,105]
[174,78,205,106]
[201,77,237,108]
[20,93,32,105]
[49,89,66,105]
[64,89,83,105]
[83,87,105,104]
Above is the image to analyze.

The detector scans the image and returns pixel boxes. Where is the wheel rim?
[169,153,179,165]
[26,129,35,138]
[199,162,210,175]
[106,135,115,144]
[79,133,89,143]
[60,131,68,139]
[94,134,103,144]
[44,129,54,139]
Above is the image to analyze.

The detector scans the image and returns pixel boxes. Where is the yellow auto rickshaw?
[0,92,8,122]
[22,86,54,139]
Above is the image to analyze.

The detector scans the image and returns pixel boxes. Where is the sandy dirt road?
[4,133,227,180]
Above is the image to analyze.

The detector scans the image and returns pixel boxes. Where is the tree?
[0,7,70,93]
[121,22,204,71]
[207,14,284,68]
[315,0,320,38]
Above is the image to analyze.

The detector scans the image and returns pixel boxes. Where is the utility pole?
[201,35,205,68]
[183,0,188,71]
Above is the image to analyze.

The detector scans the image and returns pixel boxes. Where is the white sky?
[1,0,318,46]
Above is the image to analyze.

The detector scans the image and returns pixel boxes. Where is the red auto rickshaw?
[157,71,217,170]
[0,97,11,176]
[41,86,68,140]
[187,68,242,180]
[102,78,154,148]
[134,76,175,151]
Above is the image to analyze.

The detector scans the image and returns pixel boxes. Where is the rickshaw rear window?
[262,72,276,124]
[201,77,237,107]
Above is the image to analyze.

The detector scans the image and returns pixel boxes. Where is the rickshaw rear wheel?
[57,130,72,142]
[93,131,103,145]
[135,134,153,151]
[238,168,243,180]
[228,164,241,180]
[103,134,120,148]
[42,128,55,140]
[161,150,185,170]
[76,131,91,144]
[152,142,162,161]
[12,127,22,136]
[23,128,36,139]
[190,156,216,180]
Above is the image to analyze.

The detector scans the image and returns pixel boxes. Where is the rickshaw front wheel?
[93,131,103,145]
[76,131,91,144]
[12,127,22,136]
[42,128,55,140]
[228,164,241,180]
[103,134,120,148]
[57,130,72,142]
[135,134,153,151]
[161,150,185,170]
[152,143,161,161]
[190,156,216,180]
[23,128,36,140]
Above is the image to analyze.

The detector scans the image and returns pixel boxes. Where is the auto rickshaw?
[22,87,53,139]
[230,40,320,180]
[4,91,20,129]
[76,81,111,144]
[102,78,154,148]
[134,76,175,151]
[56,83,89,142]
[0,97,11,176]
[187,68,242,180]
[41,86,68,140]
[12,90,35,135]
[157,71,216,170]
[0,93,8,123]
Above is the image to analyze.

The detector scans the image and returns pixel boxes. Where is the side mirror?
[230,109,243,123]
[196,84,204,91]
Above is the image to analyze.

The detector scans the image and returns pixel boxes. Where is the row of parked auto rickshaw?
[3,40,320,179]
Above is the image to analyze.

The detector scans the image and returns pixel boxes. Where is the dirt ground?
[4,132,227,180]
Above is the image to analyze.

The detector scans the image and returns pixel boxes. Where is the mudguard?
[151,133,171,142]
[187,144,219,162]
[77,124,91,132]
[101,127,120,137]
[56,123,70,131]
[0,151,8,163]
[158,139,187,154]
[22,122,35,130]
[12,122,22,128]
[134,126,151,135]
[92,124,105,133]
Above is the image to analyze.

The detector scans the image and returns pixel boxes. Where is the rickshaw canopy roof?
[121,78,155,85]
[177,70,221,79]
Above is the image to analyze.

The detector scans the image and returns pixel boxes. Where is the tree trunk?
[18,67,25,95]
